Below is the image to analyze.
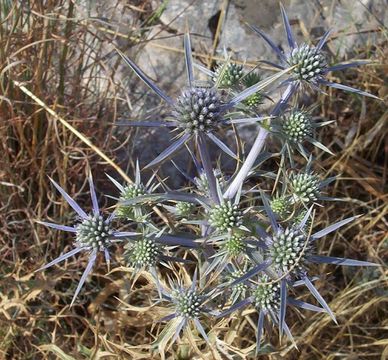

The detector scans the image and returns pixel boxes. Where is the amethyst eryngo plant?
[35,3,381,356]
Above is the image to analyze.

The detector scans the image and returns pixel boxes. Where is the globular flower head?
[173,87,224,134]
[270,226,309,273]
[229,268,248,295]
[172,288,204,319]
[270,195,291,219]
[175,201,196,218]
[75,215,113,250]
[253,275,281,312]
[242,72,263,108]
[117,183,147,219]
[209,200,243,232]
[290,172,320,203]
[125,238,162,268]
[213,62,244,88]
[287,44,328,83]
[282,109,313,143]
[223,233,247,257]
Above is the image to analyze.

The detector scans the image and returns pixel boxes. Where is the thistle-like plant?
[272,107,335,162]
[155,270,216,351]
[249,3,379,99]
[33,2,381,356]
[36,173,138,306]
[107,161,159,221]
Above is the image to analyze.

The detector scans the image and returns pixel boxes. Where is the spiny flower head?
[76,214,113,250]
[172,288,203,319]
[173,87,223,134]
[175,201,196,218]
[270,195,291,219]
[253,275,281,311]
[290,173,320,203]
[288,44,328,83]
[242,72,263,108]
[209,200,243,232]
[125,238,161,268]
[117,183,147,218]
[213,62,244,88]
[282,109,313,143]
[270,227,309,273]
[223,233,247,257]
[229,269,248,294]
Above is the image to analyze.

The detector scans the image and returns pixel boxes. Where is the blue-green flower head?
[76,214,113,251]
[270,195,291,219]
[230,269,248,293]
[172,288,203,319]
[213,62,244,88]
[253,275,281,312]
[125,238,162,268]
[290,173,320,203]
[223,233,247,257]
[270,227,309,273]
[288,44,328,83]
[282,110,313,143]
[117,183,147,218]
[174,87,224,134]
[242,72,263,108]
[175,201,196,218]
[209,200,243,232]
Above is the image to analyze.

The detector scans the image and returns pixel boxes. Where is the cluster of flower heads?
[36,3,379,356]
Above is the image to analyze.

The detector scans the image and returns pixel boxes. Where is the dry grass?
[0,1,387,359]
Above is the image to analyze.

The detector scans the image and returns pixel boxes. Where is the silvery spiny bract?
[249,3,379,99]
[115,33,273,172]
[36,174,138,306]
[35,2,380,356]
